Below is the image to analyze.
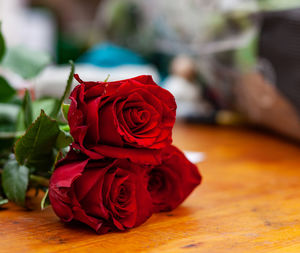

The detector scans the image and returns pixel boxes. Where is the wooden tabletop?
[1,124,300,253]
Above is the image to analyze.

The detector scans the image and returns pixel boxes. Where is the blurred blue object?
[77,43,146,67]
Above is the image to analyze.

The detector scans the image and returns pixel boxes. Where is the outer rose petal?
[147,145,202,212]
[49,187,73,222]
[49,149,89,222]
[72,143,163,165]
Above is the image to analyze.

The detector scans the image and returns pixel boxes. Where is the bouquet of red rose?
[49,74,202,234]
[0,26,201,231]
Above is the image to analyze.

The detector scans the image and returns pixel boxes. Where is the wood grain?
[1,124,300,253]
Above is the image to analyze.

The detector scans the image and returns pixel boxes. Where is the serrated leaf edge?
[14,109,59,165]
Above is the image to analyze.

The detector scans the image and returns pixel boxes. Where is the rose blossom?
[49,150,153,234]
[147,145,202,212]
[68,75,176,164]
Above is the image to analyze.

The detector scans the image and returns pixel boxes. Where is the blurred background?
[0,0,300,142]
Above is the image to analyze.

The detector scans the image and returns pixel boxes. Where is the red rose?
[147,145,202,212]
[69,75,176,165]
[49,150,153,234]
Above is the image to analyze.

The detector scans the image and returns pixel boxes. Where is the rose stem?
[0,169,49,188]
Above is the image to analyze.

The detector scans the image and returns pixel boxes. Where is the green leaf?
[32,98,58,119]
[62,103,70,121]
[0,76,16,103]
[22,90,33,128]
[2,159,29,206]
[55,130,73,149]
[40,188,50,210]
[0,22,6,63]
[14,110,60,172]
[50,60,75,118]
[2,46,50,79]
[17,98,58,132]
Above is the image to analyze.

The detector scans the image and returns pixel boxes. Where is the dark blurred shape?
[29,0,101,30]
[259,8,300,116]
[29,0,102,63]
[104,1,140,43]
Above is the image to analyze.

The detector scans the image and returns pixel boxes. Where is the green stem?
[29,174,49,187]
[0,169,49,187]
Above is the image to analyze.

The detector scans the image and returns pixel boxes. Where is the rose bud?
[147,145,202,212]
[49,150,153,234]
[68,75,176,165]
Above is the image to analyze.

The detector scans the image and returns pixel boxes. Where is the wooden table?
[1,124,300,253]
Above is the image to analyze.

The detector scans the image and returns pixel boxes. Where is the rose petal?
[51,159,89,188]
[84,97,101,144]
[90,144,162,165]
[49,187,74,222]
[98,100,124,146]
